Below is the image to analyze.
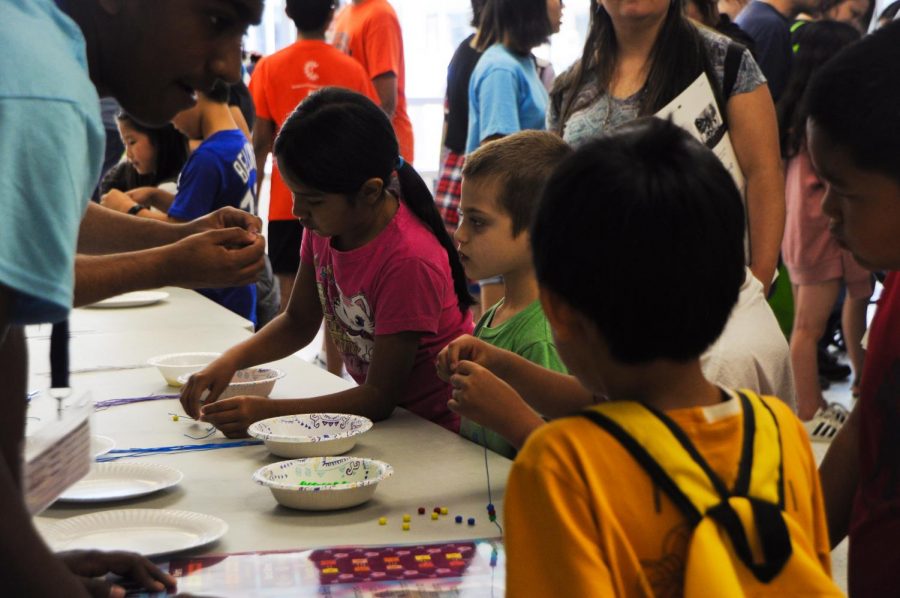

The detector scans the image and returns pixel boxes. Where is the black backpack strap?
[578,410,704,526]
[723,41,745,100]
[732,391,757,496]
[579,399,793,583]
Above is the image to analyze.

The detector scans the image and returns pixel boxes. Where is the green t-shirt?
[460,299,566,459]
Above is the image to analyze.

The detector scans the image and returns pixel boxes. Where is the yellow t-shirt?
[505,392,832,597]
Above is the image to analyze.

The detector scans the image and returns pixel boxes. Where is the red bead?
[433,507,441,514]
[417,507,425,515]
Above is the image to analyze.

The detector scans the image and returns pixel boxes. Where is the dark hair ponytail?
[274,87,474,313]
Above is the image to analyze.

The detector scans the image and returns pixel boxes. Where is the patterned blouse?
[550,26,767,149]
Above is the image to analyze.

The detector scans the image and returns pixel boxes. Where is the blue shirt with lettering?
[169,129,258,325]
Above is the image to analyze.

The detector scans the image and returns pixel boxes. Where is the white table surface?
[29,290,510,555]
[26,287,255,342]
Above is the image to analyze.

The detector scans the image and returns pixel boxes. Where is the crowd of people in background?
[3,0,900,595]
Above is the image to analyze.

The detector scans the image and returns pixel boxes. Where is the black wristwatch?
[127,203,148,215]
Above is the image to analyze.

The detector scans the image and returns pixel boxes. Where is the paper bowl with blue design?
[178,366,285,400]
[253,456,393,510]
[246,413,373,458]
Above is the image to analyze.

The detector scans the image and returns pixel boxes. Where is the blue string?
[480,428,503,536]
[94,394,180,411]
[96,440,262,461]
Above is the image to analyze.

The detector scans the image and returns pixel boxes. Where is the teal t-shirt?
[0,0,103,324]
[460,299,566,458]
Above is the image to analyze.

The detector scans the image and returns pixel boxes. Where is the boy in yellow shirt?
[504,119,834,596]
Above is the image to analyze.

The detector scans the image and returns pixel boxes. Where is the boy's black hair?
[273,87,475,313]
[476,0,553,54]
[286,0,335,32]
[462,131,572,237]
[806,20,900,182]
[204,80,231,104]
[531,117,746,364]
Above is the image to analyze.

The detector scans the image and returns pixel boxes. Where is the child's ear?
[359,178,384,205]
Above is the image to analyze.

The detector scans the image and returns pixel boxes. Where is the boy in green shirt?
[452,131,571,457]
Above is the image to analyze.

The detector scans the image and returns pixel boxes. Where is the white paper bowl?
[148,352,221,387]
[253,457,393,511]
[247,413,373,458]
[178,366,285,399]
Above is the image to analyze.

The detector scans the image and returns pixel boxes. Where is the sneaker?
[823,402,850,425]
[805,406,844,442]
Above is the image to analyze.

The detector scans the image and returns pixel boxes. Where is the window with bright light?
[244,0,594,177]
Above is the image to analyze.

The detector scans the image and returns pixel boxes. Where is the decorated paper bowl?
[177,366,285,400]
[148,352,221,387]
[246,413,373,458]
[253,457,393,511]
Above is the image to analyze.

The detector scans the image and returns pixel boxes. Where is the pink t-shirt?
[300,201,473,431]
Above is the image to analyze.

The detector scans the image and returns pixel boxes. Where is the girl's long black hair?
[551,1,725,135]
[100,113,189,193]
[777,21,860,159]
[273,87,474,313]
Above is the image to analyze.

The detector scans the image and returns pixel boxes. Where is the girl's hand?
[125,187,158,208]
[58,549,176,597]
[449,360,523,429]
[180,357,239,419]
[199,396,274,438]
[435,335,498,382]
[99,189,137,213]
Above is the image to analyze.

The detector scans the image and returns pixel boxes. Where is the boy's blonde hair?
[463,131,572,236]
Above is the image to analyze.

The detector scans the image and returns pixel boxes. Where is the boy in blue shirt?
[103,82,258,325]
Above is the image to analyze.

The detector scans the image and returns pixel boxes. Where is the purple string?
[94,393,180,411]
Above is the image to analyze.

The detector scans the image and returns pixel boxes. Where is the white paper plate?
[41,509,227,557]
[90,435,115,459]
[87,291,169,309]
[57,462,183,503]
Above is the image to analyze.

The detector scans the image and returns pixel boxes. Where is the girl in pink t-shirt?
[181,88,474,434]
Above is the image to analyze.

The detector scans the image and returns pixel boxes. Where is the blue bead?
[467,517,476,526]
[455,515,463,524]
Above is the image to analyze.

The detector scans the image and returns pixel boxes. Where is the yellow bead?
[402,523,410,531]
[402,514,411,522]
[440,507,448,515]
[378,517,387,526]
[431,512,439,520]
[171,415,179,422]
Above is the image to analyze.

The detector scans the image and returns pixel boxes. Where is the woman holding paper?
[549,0,784,294]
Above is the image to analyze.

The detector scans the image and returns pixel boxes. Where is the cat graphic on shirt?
[332,284,375,363]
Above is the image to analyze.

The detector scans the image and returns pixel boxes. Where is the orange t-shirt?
[505,393,833,597]
[249,39,377,222]
[331,0,414,164]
